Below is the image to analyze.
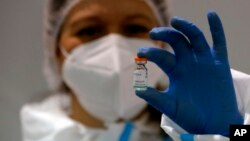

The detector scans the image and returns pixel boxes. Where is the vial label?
[133,69,147,90]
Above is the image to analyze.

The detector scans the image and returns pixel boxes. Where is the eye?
[76,26,99,36]
[75,26,104,40]
[123,24,150,37]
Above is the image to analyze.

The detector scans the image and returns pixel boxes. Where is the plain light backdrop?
[0,0,250,141]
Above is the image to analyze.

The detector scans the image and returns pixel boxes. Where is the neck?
[69,93,105,128]
[69,92,148,128]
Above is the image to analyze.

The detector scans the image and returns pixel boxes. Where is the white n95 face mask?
[62,34,164,123]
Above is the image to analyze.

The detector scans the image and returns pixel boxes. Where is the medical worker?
[21,0,171,141]
[20,0,250,141]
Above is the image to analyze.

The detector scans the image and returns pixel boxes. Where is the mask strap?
[59,47,69,58]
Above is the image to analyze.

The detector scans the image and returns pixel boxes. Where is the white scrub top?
[20,94,165,141]
[21,69,250,141]
[161,69,250,141]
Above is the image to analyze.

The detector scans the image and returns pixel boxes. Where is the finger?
[137,47,176,74]
[135,87,176,119]
[207,10,228,64]
[149,27,195,64]
[171,16,214,63]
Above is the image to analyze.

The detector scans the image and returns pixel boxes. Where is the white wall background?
[171,0,250,73]
[0,0,249,141]
[0,1,47,141]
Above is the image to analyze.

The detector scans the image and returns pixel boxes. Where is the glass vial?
[133,56,148,91]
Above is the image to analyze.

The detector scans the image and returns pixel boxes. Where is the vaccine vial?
[133,56,148,91]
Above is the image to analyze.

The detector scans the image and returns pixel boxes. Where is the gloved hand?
[136,11,243,137]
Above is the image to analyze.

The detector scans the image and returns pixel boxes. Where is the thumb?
[135,87,176,119]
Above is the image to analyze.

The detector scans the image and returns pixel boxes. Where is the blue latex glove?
[136,11,243,137]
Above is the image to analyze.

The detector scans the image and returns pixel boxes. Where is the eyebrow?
[70,16,103,29]
[68,13,155,29]
[124,14,154,23]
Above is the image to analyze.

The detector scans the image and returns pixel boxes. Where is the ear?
[55,45,65,75]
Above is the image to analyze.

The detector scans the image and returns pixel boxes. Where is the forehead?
[65,0,157,24]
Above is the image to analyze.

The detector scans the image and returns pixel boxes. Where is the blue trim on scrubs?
[180,134,194,141]
[119,121,134,141]
[119,121,174,141]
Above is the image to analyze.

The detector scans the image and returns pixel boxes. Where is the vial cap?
[134,56,147,62]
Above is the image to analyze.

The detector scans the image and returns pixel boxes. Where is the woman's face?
[56,0,163,123]
[58,0,160,55]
